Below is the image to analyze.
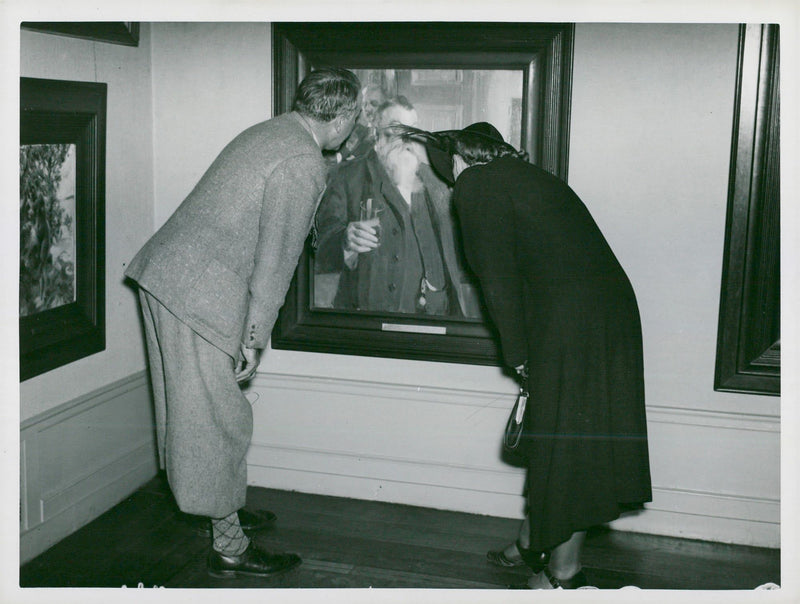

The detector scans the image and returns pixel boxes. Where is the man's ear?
[333,115,346,133]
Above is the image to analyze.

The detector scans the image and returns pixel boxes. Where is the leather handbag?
[503,374,529,452]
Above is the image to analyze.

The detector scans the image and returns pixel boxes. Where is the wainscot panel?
[20,371,158,563]
[245,372,779,548]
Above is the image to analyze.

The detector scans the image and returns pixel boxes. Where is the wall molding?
[246,371,780,548]
[20,371,158,563]
[21,370,150,429]
[248,371,781,424]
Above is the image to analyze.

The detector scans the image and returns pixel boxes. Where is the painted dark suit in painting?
[315,150,472,316]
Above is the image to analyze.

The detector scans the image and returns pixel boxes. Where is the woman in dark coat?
[404,123,652,589]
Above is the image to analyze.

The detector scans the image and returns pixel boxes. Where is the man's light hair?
[293,68,361,122]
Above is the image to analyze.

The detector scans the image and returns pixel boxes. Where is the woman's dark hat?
[425,122,504,185]
[459,122,504,143]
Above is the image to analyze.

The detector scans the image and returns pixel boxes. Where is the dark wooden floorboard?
[20,473,780,591]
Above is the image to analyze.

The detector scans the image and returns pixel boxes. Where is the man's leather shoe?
[207,542,301,578]
[182,508,277,537]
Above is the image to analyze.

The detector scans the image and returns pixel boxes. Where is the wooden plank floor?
[20,473,780,590]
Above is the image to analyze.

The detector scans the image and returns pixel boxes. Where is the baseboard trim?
[20,451,157,564]
[247,456,779,548]
[39,441,157,520]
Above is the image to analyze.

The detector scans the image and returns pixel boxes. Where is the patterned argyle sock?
[211,511,250,556]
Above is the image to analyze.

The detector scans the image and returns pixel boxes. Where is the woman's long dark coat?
[453,157,652,551]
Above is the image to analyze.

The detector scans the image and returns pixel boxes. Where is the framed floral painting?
[20,77,106,380]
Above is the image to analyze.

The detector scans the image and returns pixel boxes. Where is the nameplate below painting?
[381,323,447,335]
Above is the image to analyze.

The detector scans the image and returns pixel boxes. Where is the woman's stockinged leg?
[517,515,530,548]
[549,530,586,578]
[502,515,530,558]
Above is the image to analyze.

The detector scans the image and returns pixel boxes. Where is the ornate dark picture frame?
[714,24,780,396]
[20,77,106,381]
[271,22,574,366]
[21,22,140,47]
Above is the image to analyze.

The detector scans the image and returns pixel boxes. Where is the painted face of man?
[361,87,387,127]
[375,105,422,191]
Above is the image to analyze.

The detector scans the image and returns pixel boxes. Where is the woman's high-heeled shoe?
[486,539,550,572]
[543,567,588,589]
[508,567,589,590]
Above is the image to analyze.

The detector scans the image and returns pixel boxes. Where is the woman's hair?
[452,132,529,166]
[293,67,361,122]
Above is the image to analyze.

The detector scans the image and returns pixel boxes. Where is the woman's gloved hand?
[514,362,529,393]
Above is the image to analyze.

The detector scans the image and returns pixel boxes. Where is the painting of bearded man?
[314,96,479,317]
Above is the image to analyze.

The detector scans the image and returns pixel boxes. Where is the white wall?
[19,26,155,422]
[151,22,273,225]
[569,23,776,419]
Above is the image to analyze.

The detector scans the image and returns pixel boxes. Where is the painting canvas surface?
[312,67,523,318]
[19,143,77,317]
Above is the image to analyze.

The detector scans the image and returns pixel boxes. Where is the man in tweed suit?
[125,68,360,578]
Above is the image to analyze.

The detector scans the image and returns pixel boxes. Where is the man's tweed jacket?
[125,112,327,358]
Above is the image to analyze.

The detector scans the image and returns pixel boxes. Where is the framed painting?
[20,77,106,381]
[714,24,780,395]
[271,22,574,366]
[21,22,140,47]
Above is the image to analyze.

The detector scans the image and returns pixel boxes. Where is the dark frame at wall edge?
[271,22,574,366]
[20,77,106,381]
[21,22,140,47]
[714,24,780,396]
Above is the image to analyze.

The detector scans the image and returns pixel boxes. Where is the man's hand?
[235,344,261,384]
[344,219,380,255]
